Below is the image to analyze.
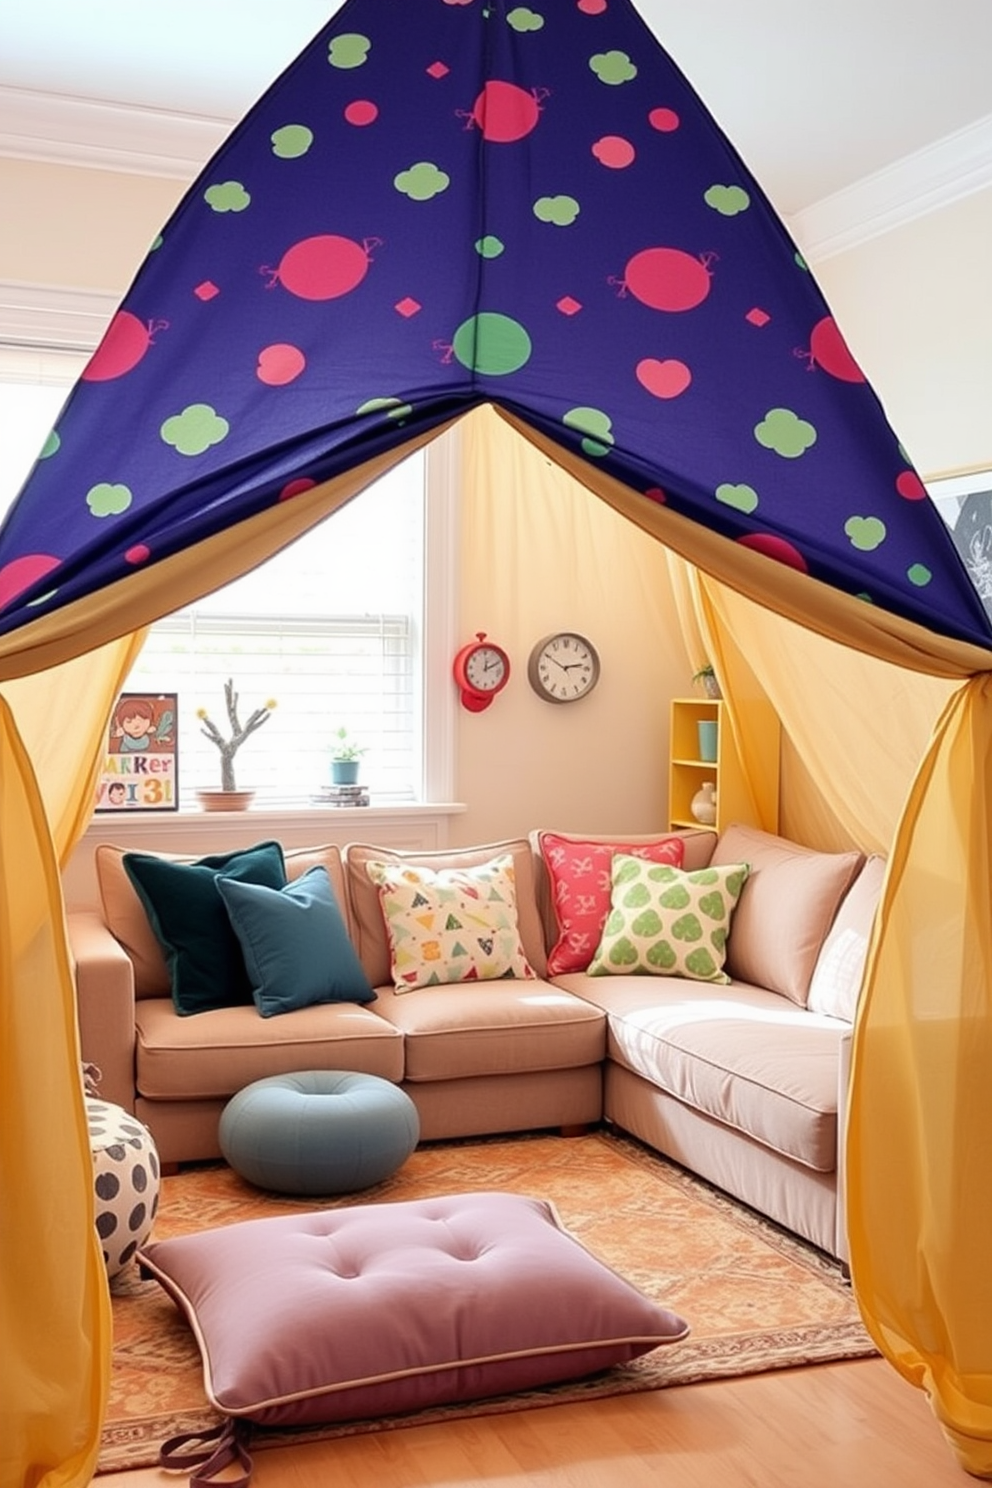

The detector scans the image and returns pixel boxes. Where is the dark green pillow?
[123,841,287,1015]
[217,866,376,1016]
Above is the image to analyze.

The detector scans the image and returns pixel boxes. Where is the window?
[126,453,429,806]
[0,343,457,809]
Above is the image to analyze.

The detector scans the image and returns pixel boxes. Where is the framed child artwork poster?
[95,692,179,812]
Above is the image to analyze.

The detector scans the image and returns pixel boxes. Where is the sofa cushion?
[588,857,749,984]
[536,830,686,975]
[710,824,864,1006]
[345,839,548,987]
[137,1192,689,1429]
[370,979,605,1082]
[97,842,349,999]
[217,866,376,1017]
[365,853,535,994]
[134,998,404,1101]
[122,842,288,1015]
[807,855,886,1022]
[565,974,844,1172]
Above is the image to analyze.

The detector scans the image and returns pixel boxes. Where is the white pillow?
[807,855,886,1022]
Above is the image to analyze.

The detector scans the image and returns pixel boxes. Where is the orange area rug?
[99,1129,873,1472]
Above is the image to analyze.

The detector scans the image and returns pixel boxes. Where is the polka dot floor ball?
[86,1098,160,1278]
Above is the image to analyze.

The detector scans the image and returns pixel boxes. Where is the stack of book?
[312,783,370,807]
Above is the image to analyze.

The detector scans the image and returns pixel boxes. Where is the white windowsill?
[63,802,467,911]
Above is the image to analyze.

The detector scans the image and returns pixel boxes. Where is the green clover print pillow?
[588,854,750,983]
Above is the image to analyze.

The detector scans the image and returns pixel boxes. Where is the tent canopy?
[1,0,989,653]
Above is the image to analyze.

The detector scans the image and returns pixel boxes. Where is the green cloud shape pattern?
[161,404,230,457]
[563,406,614,458]
[40,430,60,459]
[475,235,505,259]
[589,50,637,85]
[755,408,817,458]
[507,7,544,30]
[328,34,371,69]
[907,563,932,587]
[844,515,886,551]
[86,483,132,518]
[204,181,251,213]
[394,162,451,201]
[533,195,580,226]
[704,184,750,216]
[356,396,414,422]
[271,125,314,160]
[716,482,759,514]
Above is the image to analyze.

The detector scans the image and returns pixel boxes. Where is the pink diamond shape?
[426,61,450,79]
[746,307,771,327]
[395,297,422,318]
[194,281,220,301]
[556,296,583,316]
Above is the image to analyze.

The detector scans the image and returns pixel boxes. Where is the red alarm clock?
[452,632,511,712]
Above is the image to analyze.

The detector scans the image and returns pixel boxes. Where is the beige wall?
[452,409,685,845]
[0,158,184,290]
[3,155,987,845]
[813,186,992,479]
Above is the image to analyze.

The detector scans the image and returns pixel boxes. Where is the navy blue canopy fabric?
[2,0,990,648]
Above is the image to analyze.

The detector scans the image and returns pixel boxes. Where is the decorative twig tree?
[197,678,276,791]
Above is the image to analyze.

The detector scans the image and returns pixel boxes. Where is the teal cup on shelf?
[697,719,718,763]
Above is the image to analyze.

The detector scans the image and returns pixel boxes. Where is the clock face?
[464,644,509,693]
[528,632,600,704]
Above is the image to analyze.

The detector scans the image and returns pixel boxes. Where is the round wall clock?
[452,632,511,712]
[527,632,601,705]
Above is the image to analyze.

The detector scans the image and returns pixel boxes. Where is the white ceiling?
[1,0,991,221]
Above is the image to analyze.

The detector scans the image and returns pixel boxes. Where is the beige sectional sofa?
[67,822,885,1262]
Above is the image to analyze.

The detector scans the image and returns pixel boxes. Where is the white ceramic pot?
[690,781,717,826]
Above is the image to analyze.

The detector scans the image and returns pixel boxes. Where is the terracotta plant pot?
[196,789,256,812]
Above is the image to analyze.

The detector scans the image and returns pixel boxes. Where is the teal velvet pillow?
[123,841,287,1016]
[217,866,376,1016]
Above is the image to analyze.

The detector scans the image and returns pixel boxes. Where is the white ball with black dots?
[86,1098,160,1278]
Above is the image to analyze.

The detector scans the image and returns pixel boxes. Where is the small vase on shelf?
[690,781,717,826]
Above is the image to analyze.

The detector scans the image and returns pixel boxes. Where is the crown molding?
[0,279,117,350]
[789,113,992,264]
[0,85,229,179]
[1,85,991,257]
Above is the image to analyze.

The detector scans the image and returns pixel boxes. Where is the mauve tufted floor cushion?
[137,1190,690,1429]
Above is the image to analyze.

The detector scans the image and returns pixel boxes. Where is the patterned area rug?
[99,1129,874,1473]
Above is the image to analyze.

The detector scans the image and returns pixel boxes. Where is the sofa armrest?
[834,1025,853,1265]
[67,910,137,1114]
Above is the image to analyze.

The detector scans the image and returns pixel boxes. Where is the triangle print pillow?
[366,853,536,993]
[589,855,750,984]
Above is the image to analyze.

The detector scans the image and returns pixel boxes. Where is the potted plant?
[196,679,276,809]
[692,664,722,700]
[329,727,366,785]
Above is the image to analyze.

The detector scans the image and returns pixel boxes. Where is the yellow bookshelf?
[668,697,779,834]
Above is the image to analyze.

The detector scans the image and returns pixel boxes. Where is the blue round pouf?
[219,1071,420,1195]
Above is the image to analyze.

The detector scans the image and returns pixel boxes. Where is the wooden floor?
[101,1357,972,1487]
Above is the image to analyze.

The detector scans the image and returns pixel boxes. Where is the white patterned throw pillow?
[589,855,750,984]
[366,853,536,993]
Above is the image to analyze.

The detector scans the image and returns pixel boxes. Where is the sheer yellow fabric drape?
[847,674,992,1477]
[0,634,144,1488]
[496,408,992,1475]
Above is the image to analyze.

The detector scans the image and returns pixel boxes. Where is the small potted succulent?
[329,727,366,785]
[692,664,722,699]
